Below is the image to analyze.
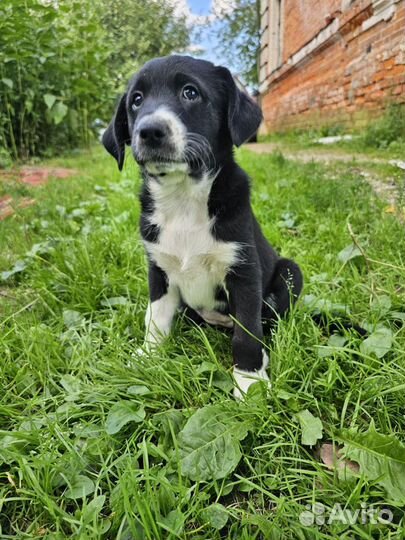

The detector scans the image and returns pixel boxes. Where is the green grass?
[1,145,405,539]
[260,131,405,161]
[260,104,405,160]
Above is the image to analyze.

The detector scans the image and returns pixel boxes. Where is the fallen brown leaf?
[319,442,359,473]
[7,472,16,488]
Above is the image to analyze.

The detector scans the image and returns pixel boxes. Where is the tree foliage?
[214,0,261,86]
[0,0,189,161]
[102,0,189,86]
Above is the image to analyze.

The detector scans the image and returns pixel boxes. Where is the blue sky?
[188,0,211,14]
[170,0,238,73]
[185,0,226,68]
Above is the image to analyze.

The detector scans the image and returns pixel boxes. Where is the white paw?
[129,343,154,361]
[128,342,158,366]
[135,339,159,355]
[233,350,271,400]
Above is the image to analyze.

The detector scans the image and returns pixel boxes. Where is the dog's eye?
[132,92,143,110]
[182,85,199,101]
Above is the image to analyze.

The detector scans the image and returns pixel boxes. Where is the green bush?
[0,0,189,160]
[362,103,405,148]
[0,0,112,159]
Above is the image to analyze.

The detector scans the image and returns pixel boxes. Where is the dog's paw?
[128,343,156,367]
[130,343,153,362]
[233,350,271,400]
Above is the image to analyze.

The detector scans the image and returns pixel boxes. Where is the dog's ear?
[102,93,129,170]
[218,67,263,147]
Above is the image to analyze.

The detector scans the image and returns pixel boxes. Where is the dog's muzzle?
[138,121,169,150]
[132,108,186,169]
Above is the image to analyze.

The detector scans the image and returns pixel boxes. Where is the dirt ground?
[244,142,386,164]
[0,167,77,220]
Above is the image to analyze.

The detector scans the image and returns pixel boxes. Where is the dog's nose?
[139,122,168,147]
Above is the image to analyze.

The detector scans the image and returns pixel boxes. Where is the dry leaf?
[320,442,359,473]
[7,472,16,488]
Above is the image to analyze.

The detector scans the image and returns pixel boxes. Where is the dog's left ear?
[102,93,130,170]
[217,67,263,147]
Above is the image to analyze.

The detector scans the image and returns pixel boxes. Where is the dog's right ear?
[216,66,263,147]
[102,93,129,171]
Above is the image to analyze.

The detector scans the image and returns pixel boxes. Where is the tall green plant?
[102,0,189,85]
[213,0,261,86]
[363,104,405,148]
[0,0,189,161]
[0,0,111,159]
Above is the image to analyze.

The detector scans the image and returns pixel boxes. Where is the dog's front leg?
[227,273,270,399]
[142,262,179,350]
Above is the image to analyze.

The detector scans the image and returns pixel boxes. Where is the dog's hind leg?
[226,265,271,400]
[262,258,303,326]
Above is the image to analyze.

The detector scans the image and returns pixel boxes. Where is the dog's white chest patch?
[144,172,239,311]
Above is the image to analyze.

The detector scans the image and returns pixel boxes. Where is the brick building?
[259,0,405,132]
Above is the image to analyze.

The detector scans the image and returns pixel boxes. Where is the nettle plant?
[0,0,189,161]
[0,0,115,160]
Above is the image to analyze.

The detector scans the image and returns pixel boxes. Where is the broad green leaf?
[127,385,150,395]
[62,309,84,329]
[65,475,95,499]
[276,389,295,400]
[302,294,349,314]
[309,273,328,283]
[196,361,216,374]
[69,207,87,219]
[328,334,348,348]
[212,371,234,392]
[360,327,393,358]
[1,260,28,281]
[318,334,347,357]
[82,494,106,522]
[338,244,363,264]
[25,241,52,258]
[158,409,185,449]
[2,78,13,89]
[339,422,405,504]
[277,212,297,229]
[177,405,249,481]
[106,401,145,435]
[100,296,129,307]
[52,101,68,124]
[60,374,81,401]
[114,211,130,223]
[371,295,392,314]
[295,409,323,446]
[158,509,185,536]
[0,430,38,451]
[201,503,229,530]
[43,93,56,109]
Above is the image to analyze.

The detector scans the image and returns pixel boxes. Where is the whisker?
[184,132,216,172]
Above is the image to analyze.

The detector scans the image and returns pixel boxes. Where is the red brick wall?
[283,0,342,60]
[261,1,405,132]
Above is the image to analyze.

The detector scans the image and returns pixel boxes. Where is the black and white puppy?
[102,55,303,399]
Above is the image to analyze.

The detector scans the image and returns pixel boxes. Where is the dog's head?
[102,55,262,174]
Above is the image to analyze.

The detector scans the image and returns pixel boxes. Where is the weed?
[0,146,404,538]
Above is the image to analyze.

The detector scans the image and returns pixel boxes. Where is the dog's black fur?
[103,55,303,394]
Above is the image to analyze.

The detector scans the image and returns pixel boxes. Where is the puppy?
[102,55,303,398]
